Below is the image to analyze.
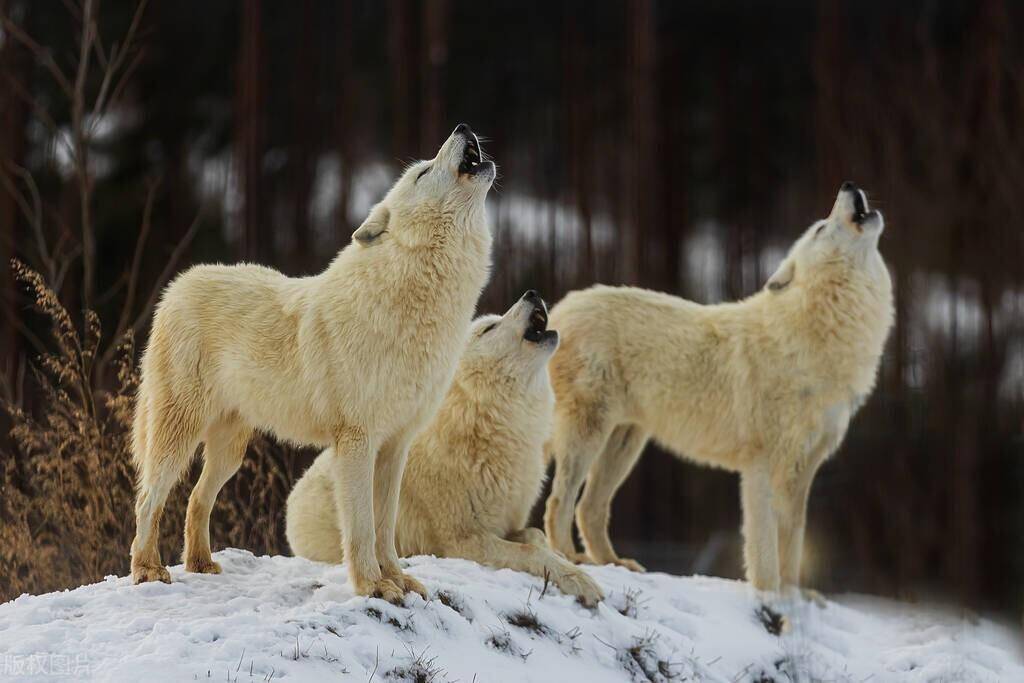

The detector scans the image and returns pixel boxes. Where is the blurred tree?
[236,0,267,262]
[0,0,30,373]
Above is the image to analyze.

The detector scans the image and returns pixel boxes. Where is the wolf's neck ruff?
[349,220,490,347]
[776,260,893,378]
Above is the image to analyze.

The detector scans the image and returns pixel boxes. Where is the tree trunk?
[291,0,317,272]
[334,0,354,245]
[420,0,448,152]
[624,0,655,286]
[0,0,30,374]
[563,0,594,284]
[388,0,416,156]
[236,0,267,262]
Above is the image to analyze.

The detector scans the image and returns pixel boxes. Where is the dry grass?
[0,261,300,601]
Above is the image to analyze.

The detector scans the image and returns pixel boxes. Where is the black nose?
[522,289,541,303]
[454,123,472,137]
[841,180,857,193]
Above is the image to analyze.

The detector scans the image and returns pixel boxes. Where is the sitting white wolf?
[130,124,494,603]
[287,292,604,606]
[544,183,894,594]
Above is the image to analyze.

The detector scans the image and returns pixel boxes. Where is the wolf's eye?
[480,323,497,336]
[415,166,431,183]
[815,223,827,237]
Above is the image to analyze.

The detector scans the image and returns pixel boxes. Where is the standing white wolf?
[544,183,894,593]
[286,292,605,606]
[130,124,494,602]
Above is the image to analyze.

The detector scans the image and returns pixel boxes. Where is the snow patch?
[0,549,1020,682]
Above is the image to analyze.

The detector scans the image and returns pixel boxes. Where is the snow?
[1,549,1021,682]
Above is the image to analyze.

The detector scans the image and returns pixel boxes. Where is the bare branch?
[59,0,83,22]
[72,0,96,312]
[91,18,108,69]
[130,210,201,337]
[93,0,149,116]
[6,164,49,269]
[101,47,144,123]
[95,271,127,307]
[52,243,83,293]
[2,72,64,142]
[97,207,202,371]
[0,288,48,359]
[112,176,159,344]
[0,15,75,97]
[45,206,74,250]
[103,47,144,117]
[0,163,55,282]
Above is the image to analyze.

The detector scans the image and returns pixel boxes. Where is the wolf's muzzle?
[522,290,556,344]
[841,181,879,227]
[455,123,488,176]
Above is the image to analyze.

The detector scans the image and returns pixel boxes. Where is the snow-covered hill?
[0,549,1020,682]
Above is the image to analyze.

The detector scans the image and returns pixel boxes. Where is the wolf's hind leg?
[544,404,612,561]
[131,404,203,584]
[507,527,547,549]
[183,416,251,574]
[450,533,604,607]
[577,424,648,571]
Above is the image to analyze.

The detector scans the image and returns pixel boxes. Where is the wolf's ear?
[766,258,795,293]
[352,205,390,246]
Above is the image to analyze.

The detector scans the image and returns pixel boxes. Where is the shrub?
[0,261,299,601]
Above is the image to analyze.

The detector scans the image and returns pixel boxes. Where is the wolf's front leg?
[740,467,781,593]
[778,467,816,589]
[330,430,404,604]
[452,532,605,607]
[373,431,427,599]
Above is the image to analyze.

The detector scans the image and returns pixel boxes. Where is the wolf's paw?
[132,563,171,584]
[185,557,222,575]
[799,587,827,607]
[355,577,406,604]
[779,585,826,607]
[564,551,592,565]
[558,569,605,608]
[393,572,428,600]
[611,557,646,573]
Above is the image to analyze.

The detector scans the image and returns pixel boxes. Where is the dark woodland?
[0,0,1022,620]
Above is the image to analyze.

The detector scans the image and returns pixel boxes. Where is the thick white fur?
[544,185,894,593]
[130,127,494,603]
[286,297,605,606]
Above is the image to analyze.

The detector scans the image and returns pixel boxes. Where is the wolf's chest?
[804,392,861,460]
[489,444,547,532]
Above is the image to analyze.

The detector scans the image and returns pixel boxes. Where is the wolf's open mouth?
[523,306,552,343]
[458,134,484,175]
[850,186,870,225]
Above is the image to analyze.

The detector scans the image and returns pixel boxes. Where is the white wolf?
[130,124,494,602]
[286,292,605,606]
[544,183,894,593]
